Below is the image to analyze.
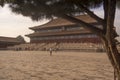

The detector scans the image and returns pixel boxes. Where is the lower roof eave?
[28,32,92,37]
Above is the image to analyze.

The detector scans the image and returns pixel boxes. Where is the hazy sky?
[0,5,48,42]
[0,4,120,42]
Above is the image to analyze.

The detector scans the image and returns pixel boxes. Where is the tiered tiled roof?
[30,15,97,30]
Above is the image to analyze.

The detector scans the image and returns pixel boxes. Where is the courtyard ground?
[0,51,113,80]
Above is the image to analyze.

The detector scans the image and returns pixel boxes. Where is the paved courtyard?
[0,51,113,80]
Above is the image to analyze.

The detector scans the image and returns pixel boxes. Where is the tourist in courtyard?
[49,48,52,56]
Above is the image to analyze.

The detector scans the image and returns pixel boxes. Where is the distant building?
[26,15,102,43]
[0,35,25,50]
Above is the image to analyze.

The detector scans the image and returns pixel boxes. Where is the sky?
[0,4,48,42]
[0,4,120,42]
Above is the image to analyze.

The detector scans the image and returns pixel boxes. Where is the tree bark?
[102,37,120,80]
[103,0,120,80]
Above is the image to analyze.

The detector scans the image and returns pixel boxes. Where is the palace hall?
[26,15,102,44]
[7,15,103,51]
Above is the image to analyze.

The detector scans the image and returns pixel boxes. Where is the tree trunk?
[102,36,120,80]
[103,0,120,79]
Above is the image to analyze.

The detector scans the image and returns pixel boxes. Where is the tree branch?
[78,4,104,24]
[61,14,104,37]
[103,0,108,33]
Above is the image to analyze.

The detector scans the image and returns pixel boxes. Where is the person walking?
[49,48,52,56]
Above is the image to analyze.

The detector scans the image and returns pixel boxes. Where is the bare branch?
[78,4,104,24]
[61,14,104,37]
